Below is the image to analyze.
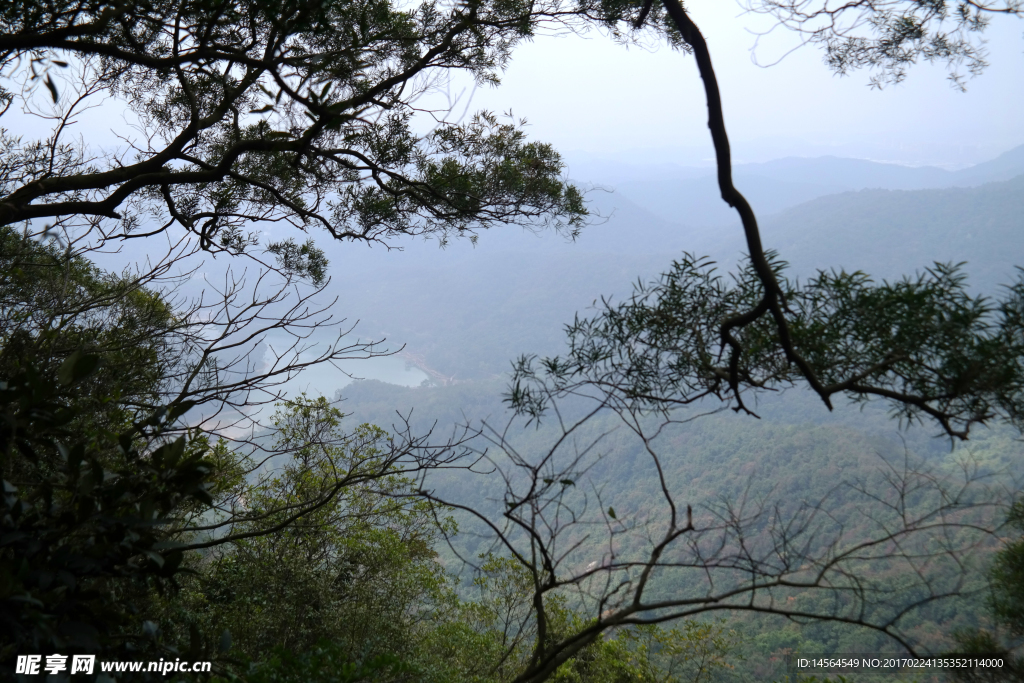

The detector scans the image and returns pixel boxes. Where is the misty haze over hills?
[326,143,1024,663]
[579,143,1024,232]
[190,139,1024,663]
[90,141,1023,398]
[315,142,1024,384]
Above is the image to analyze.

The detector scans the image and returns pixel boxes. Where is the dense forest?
[333,372,1021,680]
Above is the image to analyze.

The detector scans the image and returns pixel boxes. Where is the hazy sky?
[459,3,1024,170]
[11,3,1021,173]
[9,2,1017,400]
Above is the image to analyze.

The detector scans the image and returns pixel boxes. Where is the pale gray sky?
[14,2,1015,402]
[12,3,1021,172]
[462,3,1024,170]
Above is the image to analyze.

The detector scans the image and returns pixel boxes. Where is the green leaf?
[57,351,101,386]
[188,623,203,661]
[165,400,196,424]
[44,74,59,102]
[151,540,186,551]
[608,506,617,519]
[219,629,232,653]
[143,551,165,568]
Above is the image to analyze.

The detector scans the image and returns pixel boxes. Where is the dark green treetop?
[0,0,599,273]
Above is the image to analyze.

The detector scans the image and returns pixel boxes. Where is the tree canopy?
[509,255,1024,440]
[2,0,1016,265]
[748,0,1021,89]
[0,0,595,266]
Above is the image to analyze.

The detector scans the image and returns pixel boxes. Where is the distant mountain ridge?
[324,145,1024,379]
[736,144,1024,191]
[756,173,1024,292]
[600,143,1024,228]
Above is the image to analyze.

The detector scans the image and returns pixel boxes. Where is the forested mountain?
[577,144,1024,227]
[4,0,1022,676]
[320,146,1024,381]
[758,175,1024,289]
[319,145,1024,673]
[333,375,1020,676]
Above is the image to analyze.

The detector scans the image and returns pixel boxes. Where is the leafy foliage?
[0,0,594,258]
[0,226,181,434]
[750,0,1015,89]
[0,349,216,665]
[0,229,230,669]
[214,640,412,683]
[947,498,1024,682]
[265,238,329,286]
[509,254,1024,439]
[167,397,458,667]
[991,500,1024,635]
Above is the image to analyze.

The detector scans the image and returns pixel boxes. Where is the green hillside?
[331,378,1020,678]
[320,170,1024,380]
[759,175,1024,290]
[208,147,1024,680]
